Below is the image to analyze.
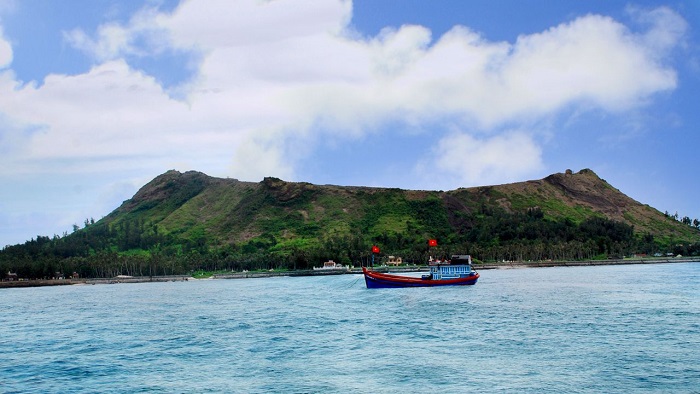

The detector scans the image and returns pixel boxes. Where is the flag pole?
[371,245,380,268]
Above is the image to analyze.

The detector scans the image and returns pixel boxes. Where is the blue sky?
[1,0,699,247]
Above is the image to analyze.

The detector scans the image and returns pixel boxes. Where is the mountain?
[3,168,699,278]
[448,168,697,244]
[106,168,698,252]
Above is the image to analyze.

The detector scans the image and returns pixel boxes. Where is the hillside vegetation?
[2,169,699,278]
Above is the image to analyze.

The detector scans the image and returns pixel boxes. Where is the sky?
[1,0,699,248]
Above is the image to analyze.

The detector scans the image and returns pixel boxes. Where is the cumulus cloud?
[157,0,352,51]
[502,14,677,114]
[417,131,543,188]
[2,61,183,159]
[64,5,170,61]
[0,0,688,189]
[629,5,689,56]
[64,25,134,62]
[0,27,11,68]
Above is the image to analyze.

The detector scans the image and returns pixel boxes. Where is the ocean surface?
[1,262,699,393]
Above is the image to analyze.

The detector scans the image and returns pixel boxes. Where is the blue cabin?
[425,255,477,280]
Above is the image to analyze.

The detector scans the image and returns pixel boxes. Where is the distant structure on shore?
[386,256,403,266]
[313,260,349,270]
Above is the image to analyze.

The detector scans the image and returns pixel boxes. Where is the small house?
[313,260,349,270]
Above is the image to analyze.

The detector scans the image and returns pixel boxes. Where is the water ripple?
[1,263,699,393]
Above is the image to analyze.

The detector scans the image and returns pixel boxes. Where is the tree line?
[2,208,699,279]
[664,211,700,230]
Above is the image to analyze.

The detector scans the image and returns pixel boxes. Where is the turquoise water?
[1,262,699,393]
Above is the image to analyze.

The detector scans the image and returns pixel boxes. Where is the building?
[313,260,349,270]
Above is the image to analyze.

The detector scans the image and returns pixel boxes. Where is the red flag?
[428,239,438,247]
[372,245,380,254]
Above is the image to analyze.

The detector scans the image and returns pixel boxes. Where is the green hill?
[2,168,699,278]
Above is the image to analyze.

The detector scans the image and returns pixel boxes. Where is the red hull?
[362,267,479,288]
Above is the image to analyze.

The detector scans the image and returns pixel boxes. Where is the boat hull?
[362,267,479,288]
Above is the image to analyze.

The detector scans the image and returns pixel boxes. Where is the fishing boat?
[362,255,479,288]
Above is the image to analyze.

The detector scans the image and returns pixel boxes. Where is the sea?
[1,262,699,393]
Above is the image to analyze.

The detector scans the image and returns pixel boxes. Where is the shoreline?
[2,257,698,288]
[0,275,192,289]
[476,256,699,270]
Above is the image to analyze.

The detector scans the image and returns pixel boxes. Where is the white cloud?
[64,5,170,61]
[157,0,352,51]
[628,5,688,56]
[64,25,133,62]
[417,131,543,188]
[0,0,692,247]
[499,14,678,115]
[0,27,11,68]
[1,61,187,161]
[0,0,688,188]
[369,25,432,76]
[230,129,295,181]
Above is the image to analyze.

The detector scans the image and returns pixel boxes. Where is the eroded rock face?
[262,177,316,203]
[542,169,633,221]
[121,170,210,211]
